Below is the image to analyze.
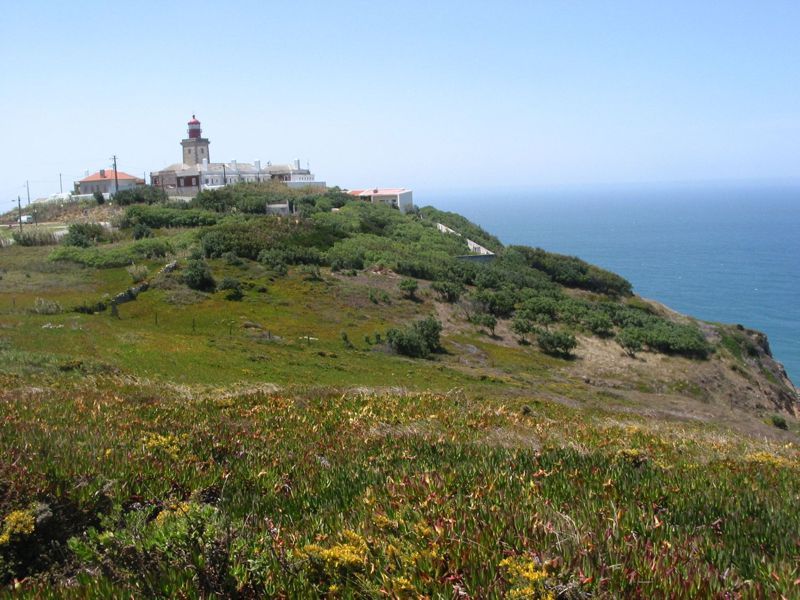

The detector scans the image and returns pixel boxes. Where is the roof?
[79,170,142,183]
[188,115,201,125]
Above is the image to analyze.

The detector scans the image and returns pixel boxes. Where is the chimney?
[294,158,301,170]
[100,169,106,178]
[255,160,261,171]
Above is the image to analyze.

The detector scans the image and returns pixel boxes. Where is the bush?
[49,238,173,268]
[511,316,534,343]
[30,298,63,315]
[123,205,218,229]
[182,260,216,292]
[386,316,442,358]
[62,223,108,247]
[584,312,614,337]
[617,328,643,357]
[431,280,464,303]
[126,264,149,283]
[113,185,168,206]
[474,313,497,336]
[537,330,577,357]
[132,223,153,240]
[399,278,418,299]
[218,277,243,300]
[222,251,243,266]
[771,415,788,430]
[299,265,322,281]
[11,230,58,246]
[511,245,633,296]
[93,190,105,205]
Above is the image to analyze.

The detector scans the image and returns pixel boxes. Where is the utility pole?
[111,155,119,195]
[26,180,31,206]
[59,173,63,193]
[222,163,227,185]
[17,196,22,232]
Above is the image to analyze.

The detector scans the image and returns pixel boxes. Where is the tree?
[511,316,534,344]
[431,280,464,303]
[399,278,419,300]
[537,330,577,358]
[474,313,497,336]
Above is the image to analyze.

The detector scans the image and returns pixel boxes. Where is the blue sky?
[1,0,798,206]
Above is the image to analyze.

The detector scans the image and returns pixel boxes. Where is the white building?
[347,188,414,213]
[76,169,145,195]
[151,116,324,197]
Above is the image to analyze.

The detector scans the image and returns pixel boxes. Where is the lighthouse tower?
[180,115,210,166]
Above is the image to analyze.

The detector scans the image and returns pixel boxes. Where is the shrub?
[511,316,534,343]
[537,330,577,357]
[399,278,418,300]
[49,239,173,268]
[123,205,218,229]
[11,230,58,246]
[112,185,168,206]
[299,265,322,281]
[62,223,108,247]
[474,313,497,336]
[132,223,153,240]
[431,280,464,303]
[771,415,788,430]
[584,312,614,337]
[126,264,149,283]
[30,298,63,315]
[182,260,216,292]
[93,190,105,205]
[386,316,442,358]
[341,331,354,349]
[511,245,633,296]
[222,251,243,266]
[218,277,243,301]
[472,288,517,318]
[617,328,643,357]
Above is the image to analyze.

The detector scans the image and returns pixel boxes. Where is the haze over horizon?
[1,0,798,205]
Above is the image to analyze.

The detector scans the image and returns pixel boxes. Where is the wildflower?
[615,448,648,467]
[746,451,794,468]
[392,576,416,596]
[500,556,555,600]
[155,501,194,525]
[373,513,400,532]
[0,510,36,546]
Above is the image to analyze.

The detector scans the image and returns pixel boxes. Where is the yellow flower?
[500,556,553,599]
[0,510,36,546]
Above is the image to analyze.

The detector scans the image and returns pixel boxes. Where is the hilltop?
[0,183,798,598]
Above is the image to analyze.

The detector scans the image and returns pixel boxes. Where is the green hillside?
[0,183,798,598]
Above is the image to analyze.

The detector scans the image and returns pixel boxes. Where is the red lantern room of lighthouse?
[187,115,202,138]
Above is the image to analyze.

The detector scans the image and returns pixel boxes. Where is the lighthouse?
[180,115,210,166]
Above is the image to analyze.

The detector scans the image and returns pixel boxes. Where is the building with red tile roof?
[348,188,414,213]
[76,169,145,195]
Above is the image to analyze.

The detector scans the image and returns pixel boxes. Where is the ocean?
[424,182,800,384]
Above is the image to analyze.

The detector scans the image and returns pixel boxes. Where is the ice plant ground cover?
[0,376,798,597]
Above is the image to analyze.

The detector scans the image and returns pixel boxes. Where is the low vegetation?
[0,181,796,597]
